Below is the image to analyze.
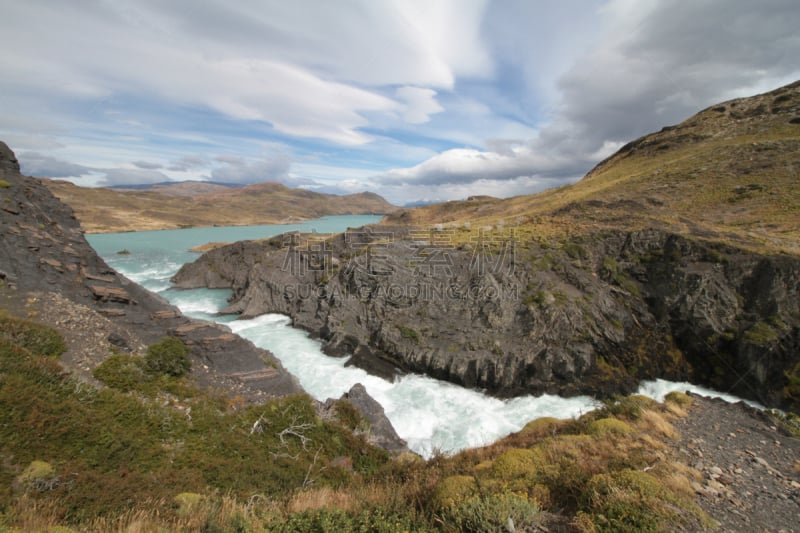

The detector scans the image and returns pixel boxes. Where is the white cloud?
[210,155,292,185]
[99,168,171,186]
[378,175,575,206]
[132,160,163,170]
[1,135,64,152]
[373,0,800,199]
[396,86,444,124]
[2,0,799,205]
[376,145,584,187]
[18,152,93,178]
[167,155,209,172]
[0,1,492,147]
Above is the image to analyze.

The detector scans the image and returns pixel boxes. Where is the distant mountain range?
[43,179,397,233]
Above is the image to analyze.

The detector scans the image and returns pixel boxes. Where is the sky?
[1,1,799,206]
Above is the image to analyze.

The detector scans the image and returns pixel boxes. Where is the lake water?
[87,216,758,457]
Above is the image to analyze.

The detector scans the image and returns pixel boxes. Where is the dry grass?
[637,409,680,440]
[288,487,358,513]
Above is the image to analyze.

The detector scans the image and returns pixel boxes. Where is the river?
[87,215,757,457]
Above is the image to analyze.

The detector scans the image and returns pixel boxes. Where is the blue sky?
[1,0,799,205]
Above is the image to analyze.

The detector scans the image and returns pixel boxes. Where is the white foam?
[229,314,599,457]
[637,378,764,409]
[166,290,229,317]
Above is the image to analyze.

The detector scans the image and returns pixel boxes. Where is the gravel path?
[670,394,800,532]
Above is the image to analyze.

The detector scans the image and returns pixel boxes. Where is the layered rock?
[173,227,800,410]
[0,141,301,400]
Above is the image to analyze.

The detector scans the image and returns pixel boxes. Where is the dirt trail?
[670,394,800,532]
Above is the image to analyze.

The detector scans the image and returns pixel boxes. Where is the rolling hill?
[44,179,396,233]
[386,80,800,255]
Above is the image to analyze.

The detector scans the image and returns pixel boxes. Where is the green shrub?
[664,391,692,407]
[783,362,800,407]
[333,400,362,431]
[16,460,56,487]
[523,290,548,307]
[601,395,657,420]
[744,321,778,345]
[601,256,618,274]
[587,418,633,437]
[397,326,420,343]
[144,337,190,377]
[276,508,424,532]
[585,469,671,532]
[432,475,477,510]
[490,448,546,480]
[518,417,565,439]
[174,492,204,516]
[441,493,540,533]
[93,354,147,391]
[563,242,589,260]
[0,313,66,357]
[0,179,11,188]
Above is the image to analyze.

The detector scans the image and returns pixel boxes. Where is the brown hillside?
[386,80,800,255]
[44,179,396,233]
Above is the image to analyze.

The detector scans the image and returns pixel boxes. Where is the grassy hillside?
[44,180,396,233]
[387,81,800,255]
[1,308,723,532]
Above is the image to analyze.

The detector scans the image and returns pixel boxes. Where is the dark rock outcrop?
[0,141,301,400]
[335,383,407,453]
[173,227,800,410]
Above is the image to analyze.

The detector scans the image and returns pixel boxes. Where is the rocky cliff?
[0,141,301,400]
[172,226,800,409]
[173,81,800,411]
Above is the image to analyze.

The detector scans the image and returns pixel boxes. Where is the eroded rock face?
[0,141,302,401]
[173,227,800,410]
[0,141,20,174]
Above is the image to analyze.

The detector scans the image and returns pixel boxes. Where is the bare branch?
[276,415,313,450]
[302,446,327,489]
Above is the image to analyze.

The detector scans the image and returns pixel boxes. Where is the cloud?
[2,135,64,151]
[167,155,209,172]
[555,0,800,150]
[374,0,800,195]
[378,175,567,206]
[98,168,170,187]
[396,86,444,124]
[99,168,171,186]
[376,145,587,187]
[132,160,163,170]
[18,152,93,178]
[0,1,491,147]
[210,155,292,185]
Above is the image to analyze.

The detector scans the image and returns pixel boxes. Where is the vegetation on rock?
[144,336,191,377]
